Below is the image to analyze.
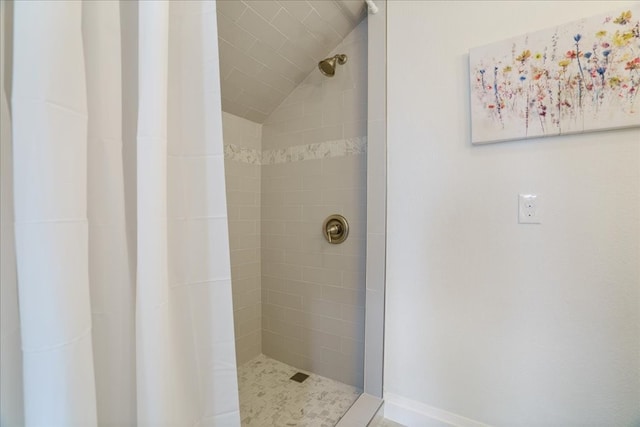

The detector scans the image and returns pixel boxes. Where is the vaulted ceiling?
[216,0,366,123]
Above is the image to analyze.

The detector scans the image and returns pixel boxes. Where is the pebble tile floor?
[237,354,362,426]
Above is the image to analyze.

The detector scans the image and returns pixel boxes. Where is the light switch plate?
[519,194,541,224]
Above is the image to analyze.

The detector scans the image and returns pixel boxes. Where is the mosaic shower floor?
[237,354,361,426]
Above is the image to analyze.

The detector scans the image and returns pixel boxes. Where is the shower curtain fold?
[83,1,137,424]
[1,1,240,426]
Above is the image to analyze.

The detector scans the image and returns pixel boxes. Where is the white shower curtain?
[0,1,240,426]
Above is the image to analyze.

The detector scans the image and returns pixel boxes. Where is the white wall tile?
[267,290,303,310]
[223,113,262,365]
[236,7,287,51]
[217,0,248,22]
[278,1,314,22]
[221,19,368,388]
[217,13,257,52]
[217,1,365,123]
[221,97,250,119]
[302,266,343,286]
[303,10,343,49]
[218,40,263,78]
[272,9,315,43]
[244,0,282,22]
[308,0,342,24]
[249,42,308,84]
[244,109,269,124]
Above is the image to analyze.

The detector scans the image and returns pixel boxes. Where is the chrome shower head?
[318,54,348,77]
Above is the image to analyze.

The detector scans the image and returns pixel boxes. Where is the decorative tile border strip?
[224,136,367,165]
[224,144,261,165]
[262,137,367,165]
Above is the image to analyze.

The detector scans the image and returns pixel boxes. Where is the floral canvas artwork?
[470,6,640,144]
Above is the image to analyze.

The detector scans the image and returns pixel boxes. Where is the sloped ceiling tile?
[217,0,366,123]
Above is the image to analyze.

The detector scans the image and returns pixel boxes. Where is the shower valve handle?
[322,215,349,244]
[326,224,341,243]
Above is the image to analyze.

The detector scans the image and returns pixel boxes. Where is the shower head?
[318,54,348,77]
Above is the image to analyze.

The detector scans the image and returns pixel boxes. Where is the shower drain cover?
[290,372,309,383]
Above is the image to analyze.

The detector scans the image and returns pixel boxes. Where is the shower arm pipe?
[364,0,378,14]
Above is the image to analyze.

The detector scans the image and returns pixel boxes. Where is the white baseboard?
[383,393,492,427]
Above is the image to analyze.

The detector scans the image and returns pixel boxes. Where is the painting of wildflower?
[470,6,640,144]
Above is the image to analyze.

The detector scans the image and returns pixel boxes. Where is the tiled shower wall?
[222,112,262,365]
[221,20,367,387]
[260,20,368,388]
